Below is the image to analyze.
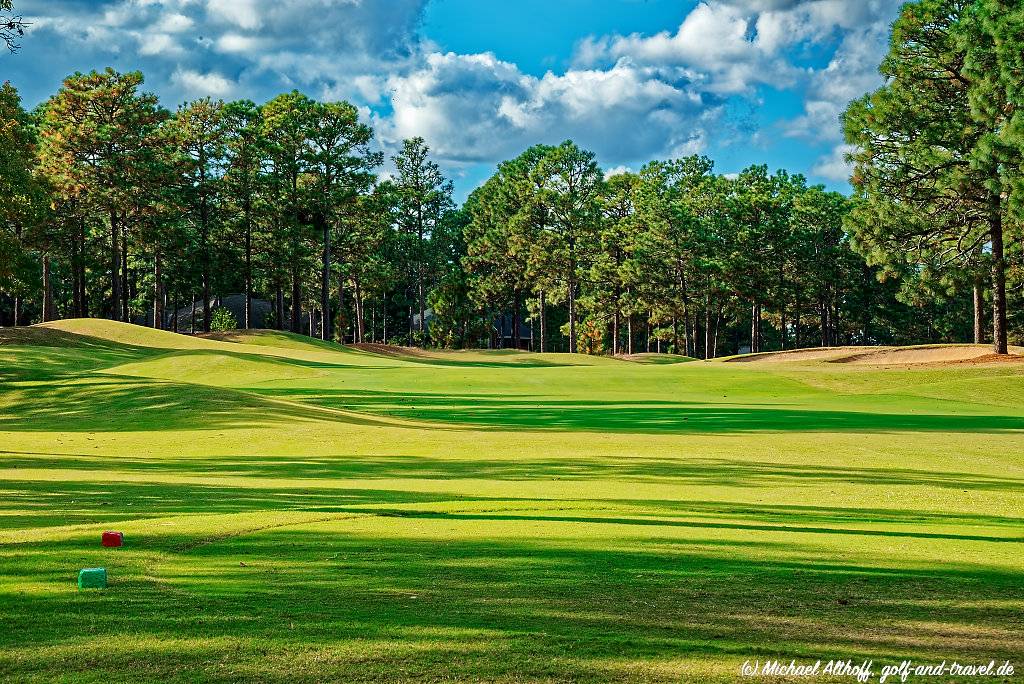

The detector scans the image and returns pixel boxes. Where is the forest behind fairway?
[1,321,1023,683]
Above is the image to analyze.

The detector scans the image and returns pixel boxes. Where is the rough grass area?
[1,320,1022,683]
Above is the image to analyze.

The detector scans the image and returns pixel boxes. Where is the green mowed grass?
[1,320,1022,682]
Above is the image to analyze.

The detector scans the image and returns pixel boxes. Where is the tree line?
[1,0,1021,355]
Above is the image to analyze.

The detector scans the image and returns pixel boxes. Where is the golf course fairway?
[1,319,1022,682]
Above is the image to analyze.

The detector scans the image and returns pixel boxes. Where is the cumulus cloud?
[786,14,898,142]
[811,143,855,182]
[11,0,904,189]
[17,0,426,103]
[575,2,799,94]
[604,165,634,178]
[574,0,899,110]
[170,68,236,97]
[379,51,716,164]
[206,0,262,30]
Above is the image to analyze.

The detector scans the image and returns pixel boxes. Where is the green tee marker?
[78,568,107,590]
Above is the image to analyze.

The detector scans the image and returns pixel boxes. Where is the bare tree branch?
[2,0,30,53]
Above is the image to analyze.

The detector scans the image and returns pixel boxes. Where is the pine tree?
[37,69,166,322]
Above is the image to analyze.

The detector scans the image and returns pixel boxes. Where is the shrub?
[210,307,237,332]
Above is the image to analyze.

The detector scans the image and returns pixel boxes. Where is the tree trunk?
[244,209,252,329]
[354,277,365,344]
[751,302,759,353]
[568,236,577,353]
[820,298,828,347]
[121,223,130,323]
[153,250,162,329]
[320,215,331,341]
[71,216,83,317]
[973,275,984,345]
[704,298,711,360]
[990,200,1008,355]
[109,209,121,321]
[275,283,284,331]
[417,207,427,346]
[539,290,546,353]
[41,254,53,323]
[712,304,722,359]
[417,271,426,344]
[780,306,787,350]
[612,308,619,356]
[511,291,520,351]
[833,301,841,346]
[200,153,212,333]
[794,293,801,349]
[680,270,691,356]
[190,294,196,335]
[291,265,302,334]
[71,227,82,318]
[79,219,88,317]
[201,233,210,333]
[567,278,577,353]
[627,313,634,356]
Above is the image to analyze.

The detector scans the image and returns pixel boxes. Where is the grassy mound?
[37,318,227,351]
[1,321,1022,681]
[618,352,698,364]
[202,328,346,353]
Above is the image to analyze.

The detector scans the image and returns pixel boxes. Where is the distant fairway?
[1,320,1022,682]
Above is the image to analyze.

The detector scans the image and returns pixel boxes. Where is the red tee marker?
[102,531,124,547]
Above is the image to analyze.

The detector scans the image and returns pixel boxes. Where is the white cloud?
[575,0,900,98]
[574,2,800,94]
[206,0,261,30]
[215,32,262,54]
[783,2,900,140]
[604,165,633,178]
[378,51,716,165]
[13,0,903,188]
[137,31,183,56]
[156,11,194,33]
[171,68,236,97]
[811,143,855,181]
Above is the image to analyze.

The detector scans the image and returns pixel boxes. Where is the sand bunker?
[724,347,878,363]
[837,345,1024,365]
[618,353,696,364]
[349,342,436,359]
[727,344,1024,366]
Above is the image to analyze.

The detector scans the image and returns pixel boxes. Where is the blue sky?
[4,0,903,200]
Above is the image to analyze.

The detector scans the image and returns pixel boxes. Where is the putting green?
[1,320,1022,682]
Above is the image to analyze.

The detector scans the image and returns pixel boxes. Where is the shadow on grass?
[2,471,1022,540]
[0,328,390,384]
[0,479,460,531]
[0,330,163,381]
[5,451,1024,492]
[1,530,1021,682]
[0,378,405,432]
[253,387,1024,434]
[12,378,1024,435]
